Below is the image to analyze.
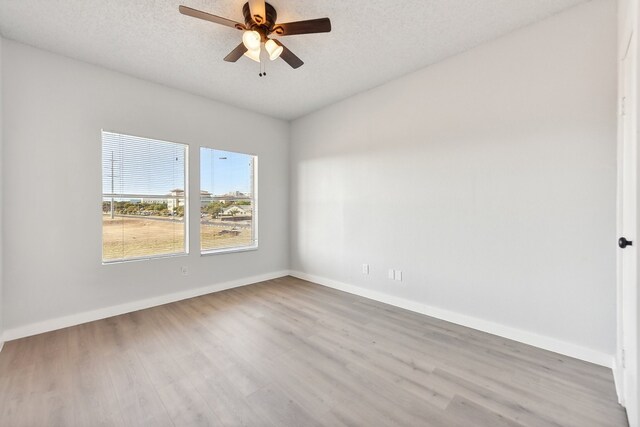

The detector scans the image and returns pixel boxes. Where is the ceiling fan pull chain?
[258,58,267,77]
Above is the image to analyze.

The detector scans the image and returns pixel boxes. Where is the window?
[102,131,187,262]
[200,147,257,253]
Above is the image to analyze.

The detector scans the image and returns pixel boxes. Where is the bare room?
[0,0,638,426]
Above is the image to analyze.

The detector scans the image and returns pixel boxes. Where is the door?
[619,28,639,427]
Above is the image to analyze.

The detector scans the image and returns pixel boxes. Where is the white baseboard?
[2,270,616,370]
[290,271,614,368]
[1,270,289,343]
[612,359,625,405]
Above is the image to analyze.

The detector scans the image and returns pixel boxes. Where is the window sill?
[201,245,258,256]
[102,252,189,265]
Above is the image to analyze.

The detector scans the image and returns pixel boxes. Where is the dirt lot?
[201,222,253,252]
[103,216,253,261]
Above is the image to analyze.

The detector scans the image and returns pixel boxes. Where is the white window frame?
[101,130,189,264]
[200,147,258,256]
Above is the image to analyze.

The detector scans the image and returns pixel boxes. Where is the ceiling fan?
[179,1,331,71]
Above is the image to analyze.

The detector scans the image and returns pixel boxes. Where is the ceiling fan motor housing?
[242,2,278,41]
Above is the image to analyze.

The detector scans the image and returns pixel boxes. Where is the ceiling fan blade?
[224,43,249,62]
[273,18,331,36]
[179,5,245,30]
[273,40,304,69]
[248,0,266,24]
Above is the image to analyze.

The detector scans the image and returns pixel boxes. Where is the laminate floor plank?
[155,377,223,427]
[188,372,266,427]
[0,276,628,426]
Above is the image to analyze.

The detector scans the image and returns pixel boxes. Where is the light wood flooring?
[0,276,628,426]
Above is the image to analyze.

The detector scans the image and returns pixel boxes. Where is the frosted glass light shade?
[242,30,261,51]
[265,39,283,61]
[244,47,261,63]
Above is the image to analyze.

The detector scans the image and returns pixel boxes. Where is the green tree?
[204,202,224,219]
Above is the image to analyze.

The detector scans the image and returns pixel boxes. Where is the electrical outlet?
[362,264,369,275]
[388,269,395,280]
[181,266,189,276]
[394,270,402,281]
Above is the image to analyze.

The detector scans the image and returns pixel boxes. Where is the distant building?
[200,190,213,207]
[167,189,184,211]
[166,189,215,210]
[214,191,252,204]
[221,205,252,217]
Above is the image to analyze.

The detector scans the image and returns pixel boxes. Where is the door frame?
[617,1,639,426]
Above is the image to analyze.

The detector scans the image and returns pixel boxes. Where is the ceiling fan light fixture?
[265,39,283,60]
[179,2,331,71]
[242,30,261,51]
[244,46,261,63]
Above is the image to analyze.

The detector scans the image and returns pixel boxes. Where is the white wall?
[0,35,4,347]
[1,40,289,334]
[0,0,619,368]
[291,0,618,361]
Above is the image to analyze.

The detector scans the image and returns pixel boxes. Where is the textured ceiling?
[0,0,588,120]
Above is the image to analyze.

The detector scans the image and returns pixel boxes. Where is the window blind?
[101,131,187,262]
